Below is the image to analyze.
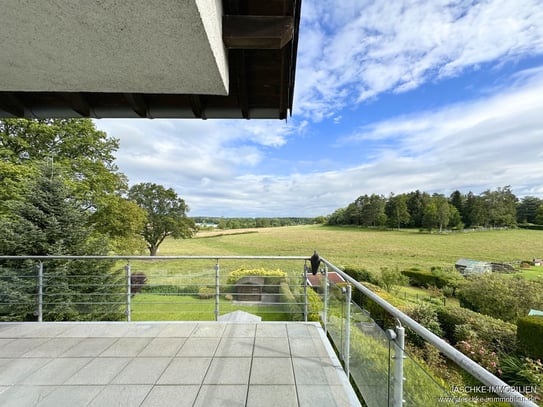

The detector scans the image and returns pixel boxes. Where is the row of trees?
[193,216,316,230]
[327,187,543,230]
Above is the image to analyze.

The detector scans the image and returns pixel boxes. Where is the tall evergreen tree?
[0,165,124,321]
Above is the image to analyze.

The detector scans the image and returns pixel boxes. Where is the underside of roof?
[0,0,301,120]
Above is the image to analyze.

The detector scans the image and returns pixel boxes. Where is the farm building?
[455,258,492,275]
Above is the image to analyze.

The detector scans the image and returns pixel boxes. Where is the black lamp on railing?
[310,250,321,275]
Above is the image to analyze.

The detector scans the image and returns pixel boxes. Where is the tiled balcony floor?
[0,321,361,407]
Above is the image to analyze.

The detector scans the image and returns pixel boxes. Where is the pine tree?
[0,165,124,321]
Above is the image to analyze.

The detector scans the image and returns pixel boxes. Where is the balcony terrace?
[0,255,538,407]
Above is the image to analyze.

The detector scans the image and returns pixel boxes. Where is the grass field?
[153,225,543,276]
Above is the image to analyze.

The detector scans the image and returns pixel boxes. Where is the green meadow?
[154,225,543,275]
[129,225,542,321]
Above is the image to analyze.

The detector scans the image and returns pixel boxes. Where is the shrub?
[435,306,517,354]
[517,316,543,359]
[457,274,543,322]
[198,287,215,300]
[278,281,321,321]
[400,268,460,289]
[403,303,443,348]
[342,265,380,285]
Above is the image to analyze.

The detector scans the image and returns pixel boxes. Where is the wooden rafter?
[223,16,294,49]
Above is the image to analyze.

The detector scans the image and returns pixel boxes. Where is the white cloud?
[295,0,543,119]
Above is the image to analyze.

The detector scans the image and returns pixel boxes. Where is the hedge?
[342,265,380,285]
[400,268,452,288]
[278,282,321,321]
[227,268,287,293]
[435,306,517,354]
[517,316,543,359]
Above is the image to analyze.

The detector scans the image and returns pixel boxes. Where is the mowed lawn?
[154,225,543,275]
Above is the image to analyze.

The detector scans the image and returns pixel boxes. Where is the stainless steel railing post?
[125,262,131,322]
[37,261,43,322]
[215,259,220,321]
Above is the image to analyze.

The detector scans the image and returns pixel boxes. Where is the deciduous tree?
[128,182,196,255]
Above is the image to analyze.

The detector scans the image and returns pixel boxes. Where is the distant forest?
[192,217,317,230]
[327,186,543,230]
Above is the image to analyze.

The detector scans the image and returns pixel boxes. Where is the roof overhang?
[0,0,301,119]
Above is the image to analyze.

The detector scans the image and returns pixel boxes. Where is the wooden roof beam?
[223,16,294,49]
[0,92,25,117]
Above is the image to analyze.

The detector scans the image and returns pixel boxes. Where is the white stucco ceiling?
[0,0,229,95]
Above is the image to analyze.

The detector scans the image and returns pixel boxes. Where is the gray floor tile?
[193,384,248,407]
[204,357,251,385]
[287,323,319,338]
[139,337,186,357]
[0,385,57,407]
[141,385,200,407]
[297,384,361,407]
[112,357,171,384]
[246,385,298,407]
[222,323,256,337]
[156,322,197,337]
[292,357,345,385]
[21,337,83,357]
[250,357,294,385]
[253,337,290,357]
[289,337,329,357]
[0,338,49,357]
[124,323,166,337]
[87,384,152,407]
[65,357,131,384]
[21,358,92,385]
[59,337,117,357]
[256,323,288,337]
[177,337,219,357]
[192,323,226,337]
[215,337,254,357]
[39,385,103,407]
[0,358,51,385]
[158,357,212,385]
[100,337,152,356]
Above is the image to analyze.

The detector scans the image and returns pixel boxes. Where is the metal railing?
[0,255,538,407]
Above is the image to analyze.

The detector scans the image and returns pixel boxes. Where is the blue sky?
[95,0,543,217]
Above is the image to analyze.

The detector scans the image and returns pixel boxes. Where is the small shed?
[234,276,265,302]
[455,259,492,275]
[528,309,543,317]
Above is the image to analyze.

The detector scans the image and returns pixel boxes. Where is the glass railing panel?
[347,303,391,407]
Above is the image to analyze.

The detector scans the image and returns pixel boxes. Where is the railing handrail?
[0,255,309,260]
[321,257,537,407]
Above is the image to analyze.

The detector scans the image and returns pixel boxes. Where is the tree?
[433,194,450,232]
[1,118,146,253]
[535,204,543,225]
[359,194,387,227]
[385,194,410,229]
[89,195,147,254]
[128,182,196,255]
[0,165,124,321]
[0,118,126,209]
[517,196,542,224]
